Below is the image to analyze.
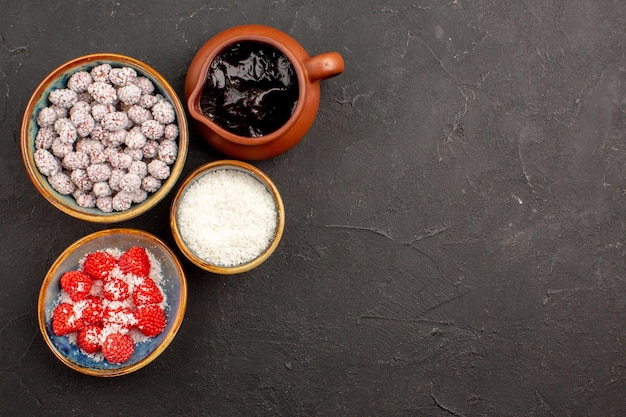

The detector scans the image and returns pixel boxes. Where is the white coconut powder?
[176,169,278,267]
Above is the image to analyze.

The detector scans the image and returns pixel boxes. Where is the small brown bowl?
[38,228,187,376]
[21,53,188,222]
[170,160,285,274]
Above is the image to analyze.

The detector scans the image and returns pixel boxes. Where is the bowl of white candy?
[21,53,188,223]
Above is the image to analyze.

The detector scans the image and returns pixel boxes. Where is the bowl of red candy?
[38,228,187,376]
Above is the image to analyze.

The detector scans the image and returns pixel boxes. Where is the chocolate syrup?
[199,41,299,138]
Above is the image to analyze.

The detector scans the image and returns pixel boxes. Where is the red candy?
[50,246,167,365]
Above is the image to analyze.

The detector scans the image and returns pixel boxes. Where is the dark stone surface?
[1,1,625,416]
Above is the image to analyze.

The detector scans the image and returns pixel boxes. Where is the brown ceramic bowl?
[170,160,285,274]
[185,24,344,160]
[38,228,187,377]
[21,53,188,222]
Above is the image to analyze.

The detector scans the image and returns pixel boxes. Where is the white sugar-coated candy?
[90,64,112,83]
[92,181,113,198]
[147,160,170,180]
[152,100,175,124]
[67,71,93,93]
[76,192,97,208]
[128,160,148,178]
[120,173,141,192]
[117,84,142,105]
[132,77,155,95]
[141,176,161,193]
[141,120,164,140]
[62,151,90,170]
[101,112,129,131]
[37,107,58,127]
[50,137,73,158]
[49,89,78,108]
[96,196,113,212]
[109,67,137,86]
[35,126,56,150]
[112,190,133,211]
[157,140,177,165]
[88,81,117,105]
[87,163,112,182]
[34,149,61,176]
[70,169,93,191]
[48,171,76,195]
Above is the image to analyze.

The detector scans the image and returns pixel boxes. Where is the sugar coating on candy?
[132,189,148,204]
[70,101,91,116]
[151,101,175,124]
[71,111,96,137]
[101,112,129,131]
[109,67,137,86]
[90,64,112,82]
[124,147,144,161]
[147,160,170,180]
[125,128,147,149]
[141,176,161,193]
[163,124,179,140]
[92,181,112,198]
[108,168,126,192]
[139,94,158,109]
[67,71,93,93]
[91,103,115,121]
[49,89,78,108]
[71,169,93,191]
[51,138,73,158]
[141,120,164,140]
[96,196,113,212]
[87,163,112,182]
[128,160,147,178]
[36,126,56,150]
[49,172,76,195]
[142,140,159,159]
[102,130,127,147]
[75,138,104,155]
[157,140,178,165]
[112,191,133,211]
[89,125,106,142]
[117,84,142,105]
[54,118,78,144]
[88,82,117,105]
[76,192,96,208]
[120,173,141,192]
[127,105,152,125]
[34,149,61,176]
[109,152,133,170]
[51,105,68,119]
[33,64,180,213]
[37,107,58,127]
[132,77,155,95]
[62,151,90,170]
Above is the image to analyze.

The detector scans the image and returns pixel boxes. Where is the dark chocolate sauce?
[199,41,299,138]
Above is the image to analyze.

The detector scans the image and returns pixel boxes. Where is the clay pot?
[185,24,344,160]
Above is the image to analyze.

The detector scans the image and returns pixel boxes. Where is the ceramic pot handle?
[305,52,344,82]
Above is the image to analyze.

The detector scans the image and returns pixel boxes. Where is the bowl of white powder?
[170,160,285,274]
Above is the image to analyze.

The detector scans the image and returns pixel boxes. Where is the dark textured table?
[1,1,625,416]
